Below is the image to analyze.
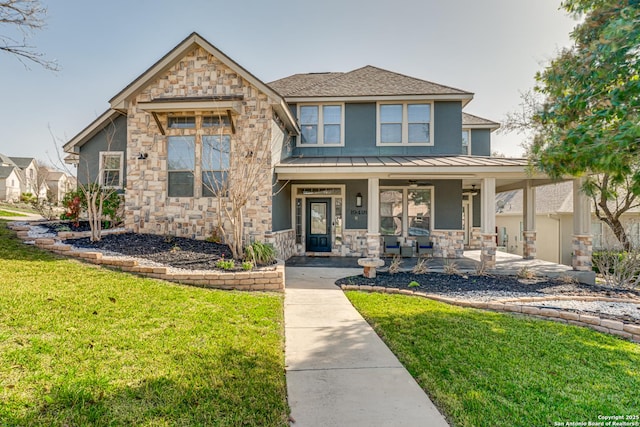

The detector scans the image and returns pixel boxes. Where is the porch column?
[480,177,497,268]
[572,177,593,271]
[366,178,381,258]
[522,180,537,259]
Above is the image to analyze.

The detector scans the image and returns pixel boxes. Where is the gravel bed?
[520,300,640,323]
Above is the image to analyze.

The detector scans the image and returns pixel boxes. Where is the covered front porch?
[273,156,593,272]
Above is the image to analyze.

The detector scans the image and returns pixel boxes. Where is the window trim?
[98,151,124,189]
[462,128,471,155]
[376,102,434,147]
[296,103,345,147]
[379,186,434,237]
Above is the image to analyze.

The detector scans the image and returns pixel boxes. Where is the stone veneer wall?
[480,233,497,268]
[572,234,593,271]
[124,46,275,243]
[430,230,465,258]
[523,231,537,259]
[469,227,482,249]
[339,229,368,257]
[264,229,296,260]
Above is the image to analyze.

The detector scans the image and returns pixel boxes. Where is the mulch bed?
[66,232,234,271]
[336,272,640,299]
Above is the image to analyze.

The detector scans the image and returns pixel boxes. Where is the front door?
[306,198,331,252]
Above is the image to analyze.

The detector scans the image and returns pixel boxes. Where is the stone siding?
[431,230,464,258]
[339,229,368,257]
[264,229,296,260]
[124,46,276,244]
[480,233,497,268]
[469,227,482,249]
[572,234,593,271]
[523,231,536,259]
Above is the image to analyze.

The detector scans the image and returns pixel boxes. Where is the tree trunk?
[607,217,632,252]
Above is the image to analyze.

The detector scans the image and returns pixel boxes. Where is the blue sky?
[0,0,576,163]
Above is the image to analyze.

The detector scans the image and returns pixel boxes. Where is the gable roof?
[63,109,124,154]
[109,32,297,132]
[0,153,17,167]
[462,112,500,130]
[0,165,20,180]
[8,157,35,169]
[268,65,474,103]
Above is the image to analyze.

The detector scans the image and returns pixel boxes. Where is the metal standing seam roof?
[268,65,472,98]
[277,155,528,168]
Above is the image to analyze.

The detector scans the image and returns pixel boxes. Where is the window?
[591,221,603,249]
[168,136,195,197]
[99,151,123,188]
[201,135,230,196]
[462,129,471,155]
[298,104,343,145]
[202,115,231,127]
[380,189,403,235]
[168,116,196,129]
[377,103,432,145]
[380,187,433,236]
[407,189,431,236]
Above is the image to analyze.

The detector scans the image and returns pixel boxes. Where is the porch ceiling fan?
[462,184,479,196]
[408,180,431,187]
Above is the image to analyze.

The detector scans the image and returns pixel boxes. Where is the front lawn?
[0,209,26,217]
[0,221,288,426]
[346,291,640,427]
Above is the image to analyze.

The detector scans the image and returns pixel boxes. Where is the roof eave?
[63,109,124,154]
[283,93,474,103]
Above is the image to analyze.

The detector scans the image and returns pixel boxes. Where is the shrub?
[242,261,253,271]
[215,258,235,271]
[443,260,460,275]
[245,241,275,265]
[408,281,420,288]
[592,249,640,289]
[412,257,429,274]
[388,255,403,274]
[20,193,36,203]
[60,189,83,226]
[517,266,537,280]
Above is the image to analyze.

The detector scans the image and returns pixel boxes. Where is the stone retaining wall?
[340,284,640,343]
[8,223,284,291]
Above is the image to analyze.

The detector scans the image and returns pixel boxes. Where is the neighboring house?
[45,170,75,203]
[8,157,46,199]
[0,165,23,201]
[63,32,594,269]
[496,181,640,265]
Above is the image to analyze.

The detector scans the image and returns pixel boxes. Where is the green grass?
[0,221,288,426]
[0,202,38,215]
[346,291,640,427]
[0,209,27,217]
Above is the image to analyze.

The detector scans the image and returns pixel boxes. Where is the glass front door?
[306,198,332,252]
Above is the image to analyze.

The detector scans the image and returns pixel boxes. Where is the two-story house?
[63,32,594,270]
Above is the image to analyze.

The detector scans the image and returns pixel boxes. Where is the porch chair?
[416,236,434,257]
[382,235,401,256]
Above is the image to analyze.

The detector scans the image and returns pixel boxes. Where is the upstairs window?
[377,102,433,146]
[462,129,471,155]
[298,104,343,145]
[99,151,123,188]
[202,115,231,127]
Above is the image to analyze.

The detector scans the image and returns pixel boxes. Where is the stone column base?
[366,233,381,258]
[480,233,497,268]
[522,230,536,260]
[572,234,593,271]
[430,230,465,258]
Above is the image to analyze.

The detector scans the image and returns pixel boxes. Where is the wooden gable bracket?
[151,112,165,135]
[226,110,235,134]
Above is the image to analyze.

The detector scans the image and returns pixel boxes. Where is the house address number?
[351,209,367,215]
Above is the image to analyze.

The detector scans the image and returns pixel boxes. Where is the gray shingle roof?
[268,65,472,98]
[463,112,499,127]
[0,153,17,167]
[8,157,34,169]
[0,165,18,179]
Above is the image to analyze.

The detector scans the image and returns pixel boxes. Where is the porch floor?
[286,250,596,284]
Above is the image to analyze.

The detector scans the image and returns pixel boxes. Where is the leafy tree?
[521,0,640,250]
[0,0,57,70]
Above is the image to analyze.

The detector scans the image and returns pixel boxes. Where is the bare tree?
[0,0,58,70]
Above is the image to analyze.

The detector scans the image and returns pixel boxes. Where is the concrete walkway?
[285,267,449,427]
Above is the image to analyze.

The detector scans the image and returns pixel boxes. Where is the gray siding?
[291,101,465,157]
[471,129,491,156]
[77,115,127,185]
[345,180,368,229]
[472,193,481,227]
[434,180,463,229]
[272,180,291,231]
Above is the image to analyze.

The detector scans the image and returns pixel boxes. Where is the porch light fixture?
[137,152,148,160]
[355,193,363,207]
